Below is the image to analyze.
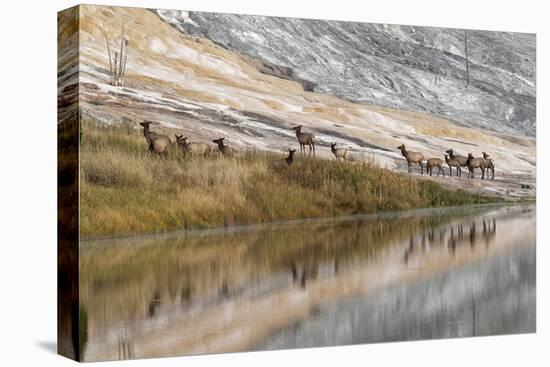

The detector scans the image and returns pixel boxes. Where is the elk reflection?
[147,290,161,318]
[405,217,498,262]
[118,331,134,360]
[78,204,532,361]
[82,213,500,324]
[482,219,497,247]
[404,226,448,264]
[180,286,192,305]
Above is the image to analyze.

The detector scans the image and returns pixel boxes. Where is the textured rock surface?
[71,6,535,198]
[158,10,536,137]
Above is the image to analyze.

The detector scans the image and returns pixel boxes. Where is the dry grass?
[79,117,500,239]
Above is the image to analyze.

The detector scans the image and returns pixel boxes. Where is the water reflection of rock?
[260,245,535,349]
[79,204,535,361]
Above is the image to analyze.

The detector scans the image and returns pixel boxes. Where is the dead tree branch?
[102,22,128,86]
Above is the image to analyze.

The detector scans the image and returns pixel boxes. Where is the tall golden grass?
[80,117,499,239]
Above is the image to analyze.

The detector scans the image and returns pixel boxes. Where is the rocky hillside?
[64,5,535,197]
[158,10,536,137]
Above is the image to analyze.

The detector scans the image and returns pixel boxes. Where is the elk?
[397,144,424,174]
[330,143,348,161]
[175,135,212,157]
[467,153,486,179]
[426,158,445,176]
[444,153,462,177]
[139,121,171,156]
[445,149,468,173]
[482,152,495,180]
[212,137,233,156]
[139,121,160,144]
[271,149,296,169]
[291,125,315,156]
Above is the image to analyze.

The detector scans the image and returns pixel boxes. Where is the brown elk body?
[212,137,234,156]
[467,153,486,179]
[271,149,296,169]
[482,152,495,180]
[139,121,171,156]
[291,125,315,156]
[426,158,445,176]
[397,144,424,174]
[175,135,212,157]
[444,153,462,177]
[445,149,468,174]
[330,143,348,161]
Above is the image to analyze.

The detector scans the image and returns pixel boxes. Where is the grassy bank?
[80,117,500,239]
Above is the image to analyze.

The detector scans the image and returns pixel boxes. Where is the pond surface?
[79,204,535,361]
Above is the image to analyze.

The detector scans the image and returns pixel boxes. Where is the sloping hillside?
[159,10,536,137]
[68,5,535,197]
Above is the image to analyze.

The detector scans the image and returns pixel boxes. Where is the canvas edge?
[57,4,82,362]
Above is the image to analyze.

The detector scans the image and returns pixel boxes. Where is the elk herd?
[398,145,495,180]
[140,121,495,179]
[140,121,344,168]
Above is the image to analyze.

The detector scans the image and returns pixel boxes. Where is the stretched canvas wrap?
[58,4,536,362]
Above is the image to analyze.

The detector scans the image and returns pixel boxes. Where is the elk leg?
[407,161,411,173]
[419,161,424,175]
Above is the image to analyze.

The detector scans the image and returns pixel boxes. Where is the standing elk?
[291,125,316,156]
[482,152,495,180]
[139,121,171,156]
[467,153,486,179]
[330,143,348,161]
[444,153,462,177]
[175,135,212,157]
[397,144,424,174]
[426,158,445,176]
[212,137,234,156]
[445,149,468,175]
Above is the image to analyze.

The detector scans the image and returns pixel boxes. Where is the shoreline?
[80,201,522,244]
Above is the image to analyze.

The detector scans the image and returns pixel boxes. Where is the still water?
[79,204,535,361]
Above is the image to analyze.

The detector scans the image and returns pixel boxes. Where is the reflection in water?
[79,204,535,361]
[405,217,498,262]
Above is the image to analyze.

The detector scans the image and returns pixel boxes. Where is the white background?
[0,0,547,365]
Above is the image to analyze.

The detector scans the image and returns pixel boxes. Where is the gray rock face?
[157,10,536,137]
